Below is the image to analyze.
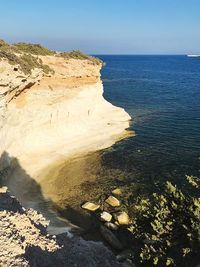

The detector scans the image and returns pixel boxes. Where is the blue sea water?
[98,55,200,187]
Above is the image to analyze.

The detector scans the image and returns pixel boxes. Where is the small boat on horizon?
[187,54,200,57]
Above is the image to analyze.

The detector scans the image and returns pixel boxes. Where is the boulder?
[100,225,123,250]
[0,186,8,194]
[81,202,100,211]
[112,188,122,196]
[105,196,120,207]
[100,211,112,222]
[115,212,130,225]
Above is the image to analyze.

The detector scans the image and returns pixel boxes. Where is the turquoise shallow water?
[99,55,200,187]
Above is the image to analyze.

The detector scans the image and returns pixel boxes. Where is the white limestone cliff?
[0,55,131,179]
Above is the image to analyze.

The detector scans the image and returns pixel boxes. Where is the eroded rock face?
[0,188,121,267]
[0,56,131,179]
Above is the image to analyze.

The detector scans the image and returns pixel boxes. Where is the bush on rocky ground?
[128,175,200,267]
[0,40,55,74]
[59,50,103,65]
[0,51,54,75]
[14,42,55,55]
[0,39,102,74]
[83,175,200,267]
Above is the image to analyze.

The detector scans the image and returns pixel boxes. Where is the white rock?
[0,186,8,193]
[100,211,112,222]
[105,196,120,207]
[81,202,100,211]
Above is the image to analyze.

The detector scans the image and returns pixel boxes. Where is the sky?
[0,0,200,54]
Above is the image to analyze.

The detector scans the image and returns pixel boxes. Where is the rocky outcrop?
[0,55,131,179]
[0,187,121,267]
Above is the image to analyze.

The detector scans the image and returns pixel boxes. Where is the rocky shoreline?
[80,188,137,267]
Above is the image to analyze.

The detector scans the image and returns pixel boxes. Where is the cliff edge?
[0,41,131,179]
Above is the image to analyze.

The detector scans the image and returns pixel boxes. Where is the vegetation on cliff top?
[59,50,103,65]
[0,39,103,75]
[0,40,55,56]
[0,40,54,74]
[0,50,54,75]
[14,42,56,55]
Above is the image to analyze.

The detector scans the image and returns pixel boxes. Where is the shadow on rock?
[0,151,78,234]
[25,234,121,267]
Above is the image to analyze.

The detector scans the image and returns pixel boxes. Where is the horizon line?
[91,54,190,56]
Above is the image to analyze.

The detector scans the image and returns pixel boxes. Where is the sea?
[98,55,200,189]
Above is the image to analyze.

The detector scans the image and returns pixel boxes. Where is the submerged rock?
[105,196,120,207]
[81,202,100,211]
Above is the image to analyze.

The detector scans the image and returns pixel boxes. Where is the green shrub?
[0,51,54,75]
[0,51,19,64]
[59,50,103,65]
[0,39,9,48]
[128,176,200,267]
[14,43,55,56]
[0,39,101,74]
[0,39,19,53]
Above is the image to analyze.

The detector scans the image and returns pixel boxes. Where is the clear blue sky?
[1,0,200,54]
